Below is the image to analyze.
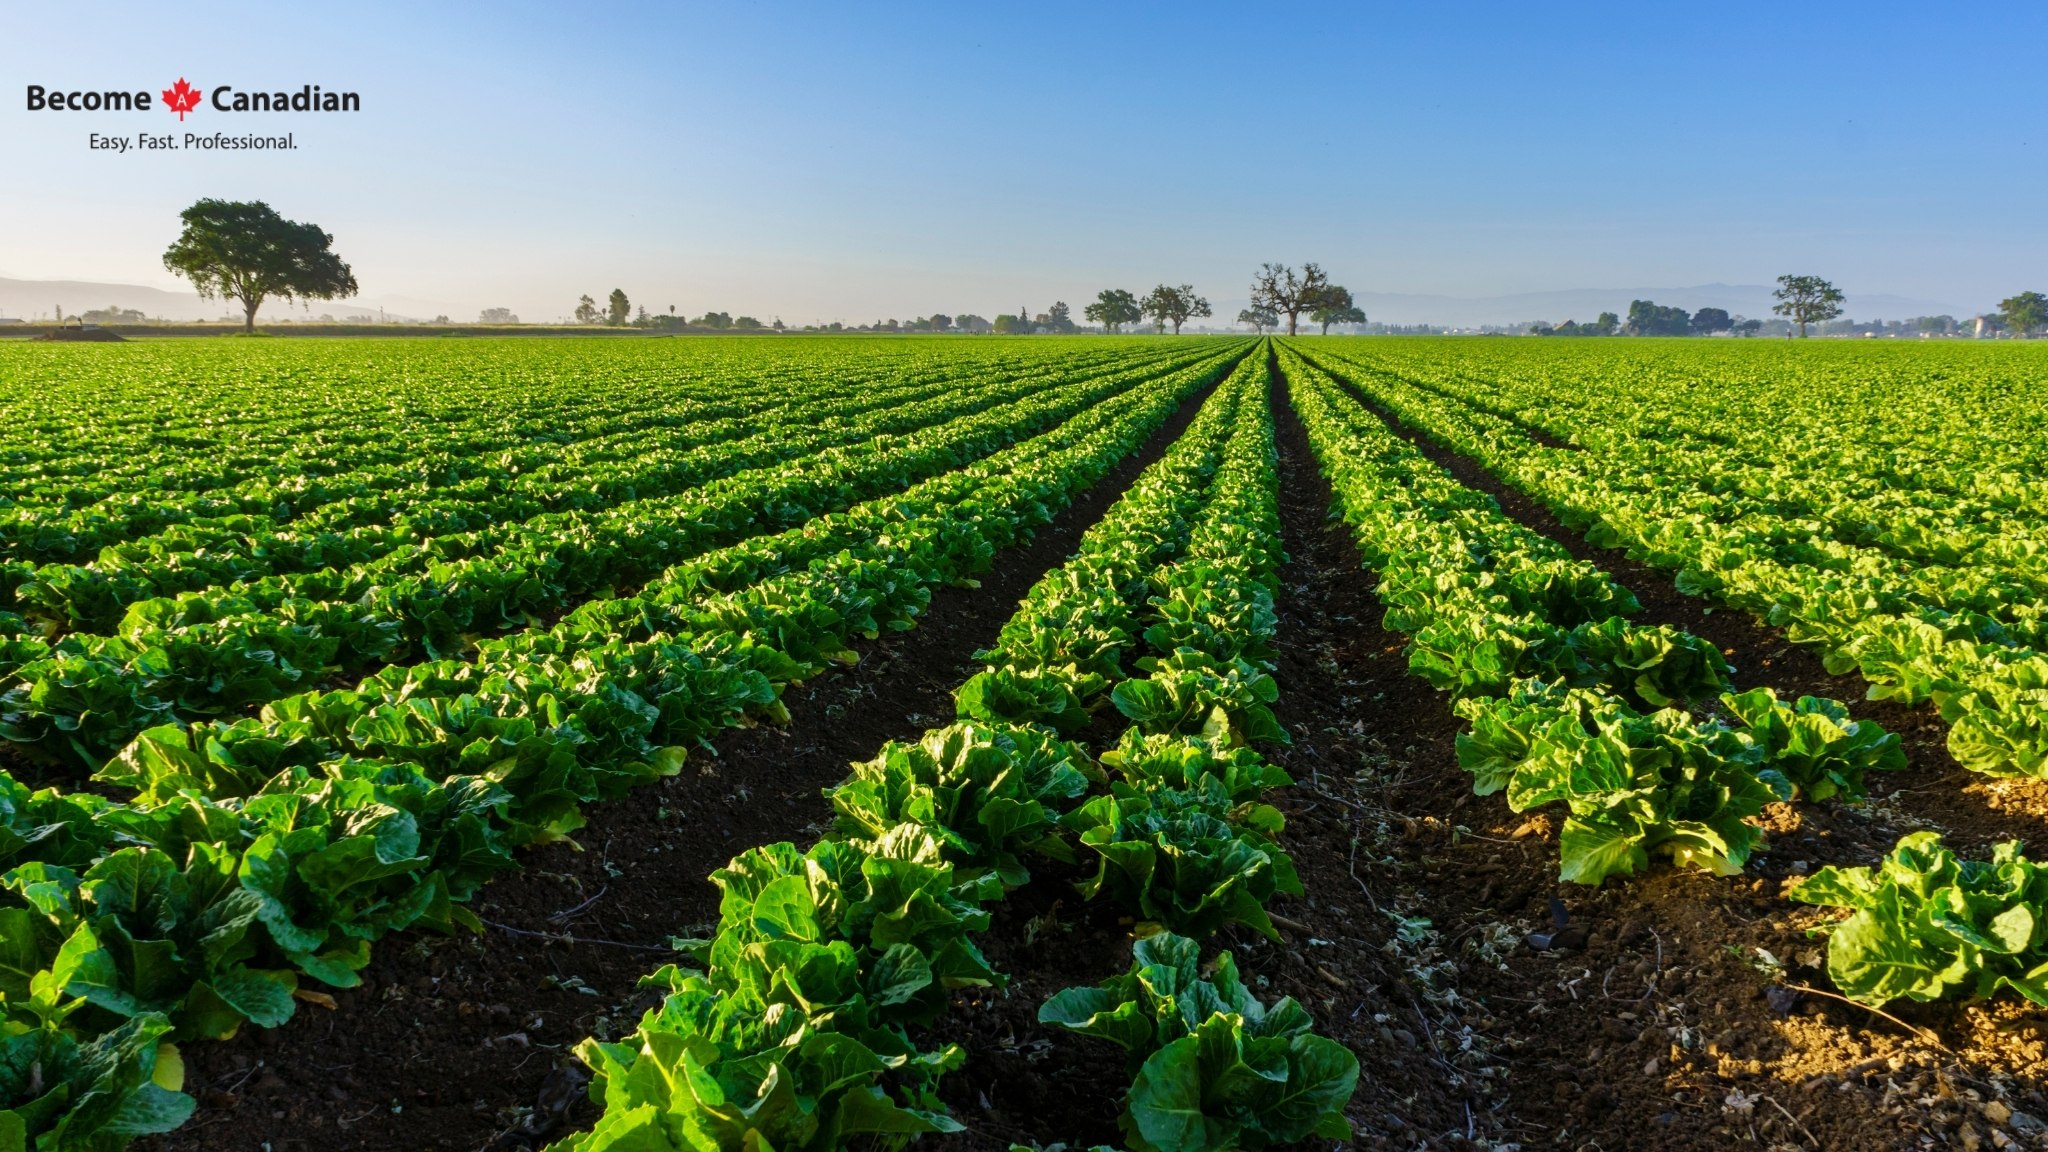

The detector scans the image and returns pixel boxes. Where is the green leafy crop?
[1040,932,1356,1152]
[1721,687,1905,801]
[1789,832,2048,1007]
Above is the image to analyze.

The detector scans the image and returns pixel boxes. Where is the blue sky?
[2,1,2041,323]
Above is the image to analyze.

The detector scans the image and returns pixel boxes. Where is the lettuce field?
[1,334,2045,1152]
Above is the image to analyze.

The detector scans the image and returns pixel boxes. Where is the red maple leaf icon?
[162,78,203,121]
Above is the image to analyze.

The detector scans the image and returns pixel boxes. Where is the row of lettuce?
[1282,343,2048,1014]
[1,358,1080,628]
[1320,339,2048,588]
[1301,340,2048,782]
[1,344,1160,620]
[0,341,1157,564]
[0,347,1248,1149]
[550,351,1360,1152]
[0,348,1217,772]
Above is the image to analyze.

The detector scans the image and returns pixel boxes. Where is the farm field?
[1,335,2045,1152]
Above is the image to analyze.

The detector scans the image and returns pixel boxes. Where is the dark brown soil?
[138,378,1221,1152]
[1296,366,2048,1151]
[1247,368,1503,1148]
[922,361,1487,1150]
[924,861,1163,1150]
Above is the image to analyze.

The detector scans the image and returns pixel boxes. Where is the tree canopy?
[1084,288,1142,333]
[161,199,357,332]
[1999,291,2046,337]
[1141,284,1212,334]
[606,288,630,326]
[1772,275,1845,337]
[1540,312,1621,337]
[1625,299,1692,336]
[1308,285,1365,334]
[1249,262,1330,336]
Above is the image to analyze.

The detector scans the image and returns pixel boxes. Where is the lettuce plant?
[954,666,1096,735]
[1097,729,1291,807]
[1040,933,1356,1152]
[562,827,1008,1152]
[1137,573,1278,667]
[1721,687,1905,801]
[1110,649,1287,748]
[1456,679,1789,883]
[0,1014,192,1151]
[826,721,1092,887]
[1565,618,1732,709]
[1790,831,2048,1007]
[1061,782,1300,941]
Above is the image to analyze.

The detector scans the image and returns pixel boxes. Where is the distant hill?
[0,277,221,322]
[0,276,447,324]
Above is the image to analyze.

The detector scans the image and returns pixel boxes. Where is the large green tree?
[1141,284,1212,334]
[606,288,631,326]
[1308,285,1365,334]
[1625,299,1692,336]
[1771,274,1845,337]
[1999,291,2046,338]
[162,199,358,332]
[1249,262,1330,336]
[1084,288,1143,333]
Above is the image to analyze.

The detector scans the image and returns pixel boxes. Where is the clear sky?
[2,1,2041,324]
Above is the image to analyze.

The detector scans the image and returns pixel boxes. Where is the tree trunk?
[243,295,261,333]
[1285,312,1298,336]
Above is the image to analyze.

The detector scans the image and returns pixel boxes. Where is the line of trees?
[1531,313,1620,337]
[1532,307,1769,337]
[996,302,1074,333]
[1527,275,1841,338]
[764,315,992,333]
[1761,275,2034,341]
[480,274,2048,340]
[1074,284,1215,334]
[146,198,2043,341]
[538,275,2048,339]
[566,294,785,331]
